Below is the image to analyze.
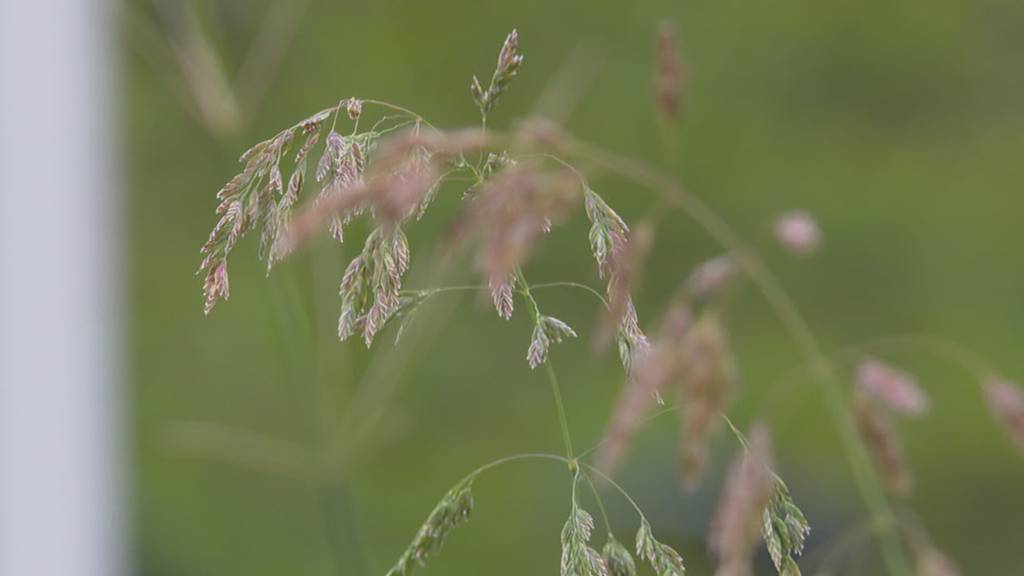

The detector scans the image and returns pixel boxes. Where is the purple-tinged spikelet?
[709,424,773,576]
[598,223,653,353]
[470,30,525,115]
[489,274,515,320]
[202,260,230,315]
[459,165,578,318]
[856,358,929,417]
[527,315,577,369]
[686,255,737,302]
[596,302,694,474]
[654,21,685,119]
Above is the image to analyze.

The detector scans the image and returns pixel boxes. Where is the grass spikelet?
[471,30,525,116]
[597,302,691,474]
[718,421,811,576]
[709,424,773,576]
[654,21,685,119]
[201,260,230,315]
[856,358,930,417]
[983,377,1024,452]
[489,274,515,320]
[465,165,579,305]
[636,518,685,576]
[583,187,652,367]
[336,227,411,346]
[528,315,578,369]
[562,477,608,576]
[583,187,629,280]
[387,477,475,576]
[602,536,637,576]
[199,126,299,312]
[762,478,810,576]
[599,223,654,354]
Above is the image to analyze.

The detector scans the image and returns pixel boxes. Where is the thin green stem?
[361,99,440,132]
[545,359,575,461]
[581,469,614,536]
[530,281,610,308]
[576,405,679,461]
[516,267,576,462]
[408,281,608,309]
[461,452,570,485]
[580,462,647,522]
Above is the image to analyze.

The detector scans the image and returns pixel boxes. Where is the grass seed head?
[561,490,609,576]
[603,537,637,576]
[710,424,774,576]
[387,477,475,576]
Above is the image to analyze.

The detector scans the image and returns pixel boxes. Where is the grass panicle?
[191,27,1023,576]
[471,29,525,116]
[561,476,609,576]
[387,476,475,576]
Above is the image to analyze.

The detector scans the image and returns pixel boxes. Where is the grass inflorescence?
[193,26,1024,576]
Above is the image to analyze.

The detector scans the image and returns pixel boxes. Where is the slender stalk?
[558,136,913,575]
[581,469,614,536]
[581,462,647,521]
[516,267,576,462]
[545,359,575,461]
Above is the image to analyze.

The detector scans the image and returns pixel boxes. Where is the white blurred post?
[0,1,123,575]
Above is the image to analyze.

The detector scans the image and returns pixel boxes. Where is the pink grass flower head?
[856,358,930,417]
[774,210,821,256]
[686,255,737,301]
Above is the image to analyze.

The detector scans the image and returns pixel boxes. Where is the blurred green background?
[127,0,1024,574]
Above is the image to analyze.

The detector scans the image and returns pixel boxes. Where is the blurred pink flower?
[856,358,930,416]
[774,211,821,256]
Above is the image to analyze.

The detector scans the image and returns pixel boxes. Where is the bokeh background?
[127,0,1024,574]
